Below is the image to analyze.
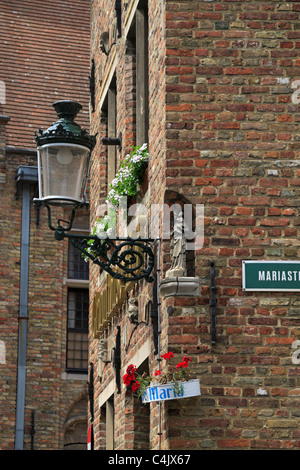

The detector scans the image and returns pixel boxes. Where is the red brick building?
[0,0,91,450]
[1,0,300,453]
[88,0,300,451]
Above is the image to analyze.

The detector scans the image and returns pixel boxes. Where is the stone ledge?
[160,276,200,298]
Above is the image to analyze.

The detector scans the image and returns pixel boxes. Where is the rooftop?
[0,0,91,149]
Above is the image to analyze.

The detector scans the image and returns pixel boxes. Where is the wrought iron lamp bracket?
[102,132,122,151]
[41,202,155,283]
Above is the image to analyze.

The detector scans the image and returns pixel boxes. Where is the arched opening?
[63,397,88,450]
[164,190,196,278]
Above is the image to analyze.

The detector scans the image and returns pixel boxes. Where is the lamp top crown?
[34,100,96,150]
[53,100,82,121]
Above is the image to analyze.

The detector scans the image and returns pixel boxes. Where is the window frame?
[66,287,89,373]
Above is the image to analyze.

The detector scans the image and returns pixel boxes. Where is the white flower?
[139,143,147,151]
[90,144,149,236]
[132,155,142,163]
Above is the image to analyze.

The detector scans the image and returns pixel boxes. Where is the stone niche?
[159,190,200,299]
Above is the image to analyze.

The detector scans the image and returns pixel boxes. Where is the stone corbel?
[127,297,139,324]
[159,276,200,298]
[97,338,110,363]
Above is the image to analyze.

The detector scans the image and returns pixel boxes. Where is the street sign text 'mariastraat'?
[242,260,300,292]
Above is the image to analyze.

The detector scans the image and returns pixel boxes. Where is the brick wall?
[0,1,91,450]
[90,0,300,451]
[164,0,300,450]
[89,0,168,450]
[0,141,90,450]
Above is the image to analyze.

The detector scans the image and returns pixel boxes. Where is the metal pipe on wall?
[15,166,38,450]
[155,238,162,450]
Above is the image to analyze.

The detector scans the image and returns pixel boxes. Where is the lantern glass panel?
[38,143,90,204]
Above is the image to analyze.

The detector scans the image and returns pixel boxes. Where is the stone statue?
[166,211,187,278]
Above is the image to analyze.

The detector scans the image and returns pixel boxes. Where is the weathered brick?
[1,0,91,451]
[86,0,300,452]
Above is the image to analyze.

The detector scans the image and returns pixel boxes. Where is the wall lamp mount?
[102,132,122,151]
[33,101,154,283]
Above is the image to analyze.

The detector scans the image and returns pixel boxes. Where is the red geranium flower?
[183,356,192,364]
[123,374,130,385]
[126,364,137,375]
[176,361,188,369]
[123,364,138,385]
[154,370,161,376]
[161,351,174,360]
[132,381,141,393]
[126,364,137,379]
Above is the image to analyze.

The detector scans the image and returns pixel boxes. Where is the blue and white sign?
[142,379,200,403]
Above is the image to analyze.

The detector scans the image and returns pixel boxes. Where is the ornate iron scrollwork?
[41,202,155,283]
[70,235,155,283]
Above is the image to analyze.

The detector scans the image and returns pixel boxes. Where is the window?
[126,0,149,147]
[135,0,149,146]
[102,75,117,186]
[100,396,114,450]
[125,0,149,198]
[66,236,89,373]
[68,240,89,280]
[66,288,89,372]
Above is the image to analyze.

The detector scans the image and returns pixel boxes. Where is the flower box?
[142,379,200,403]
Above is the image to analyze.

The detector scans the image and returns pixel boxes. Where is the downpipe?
[15,166,38,450]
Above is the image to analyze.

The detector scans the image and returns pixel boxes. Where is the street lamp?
[34,100,155,283]
[35,100,95,207]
